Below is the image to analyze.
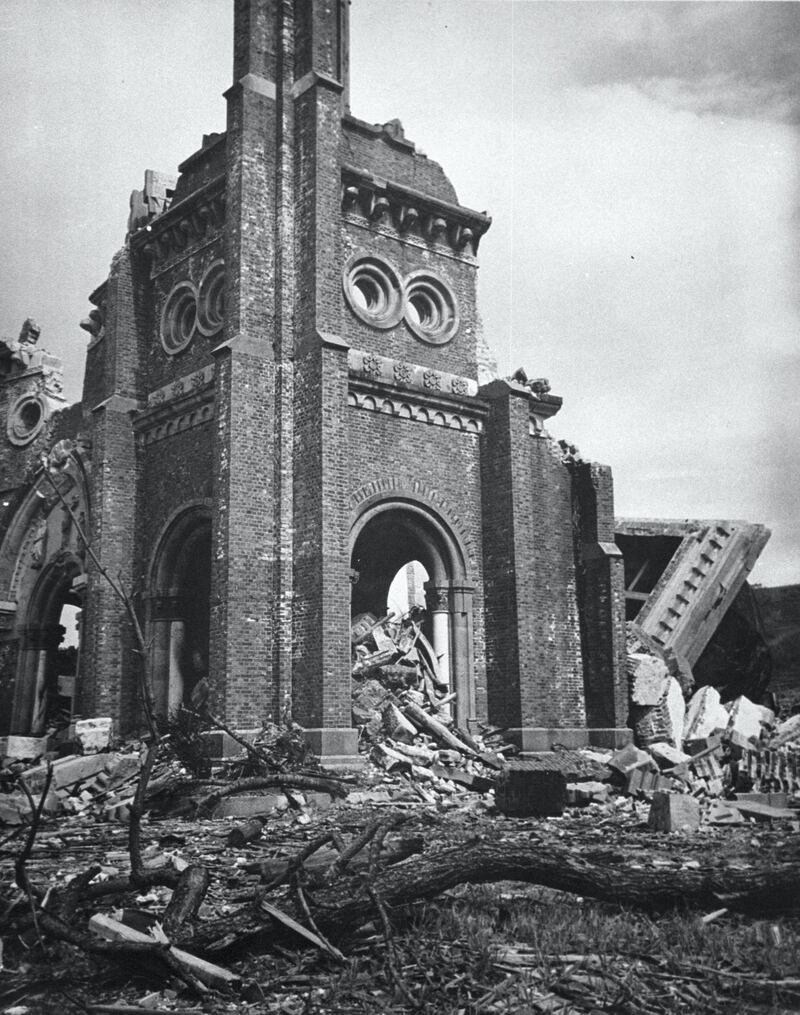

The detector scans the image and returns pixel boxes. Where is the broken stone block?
[495,763,566,817]
[572,780,609,805]
[647,792,700,833]
[683,732,724,757]
[726,697,764,745]
[770,714,800,748]
[352,678,390,729]
[683,686,729,742]
[626,768,672,796]
[691,754,723,781]
[0,735,49,760]
[705,800,745,824]
[631,676,685,750]
[608,743,656,777]
[728,799,796,822]
[21,751,111,795]
[649,742,691,769]
[75,717,113,753]
[628,652,670,706]
[382,702,417,744]
[212,793,285,819]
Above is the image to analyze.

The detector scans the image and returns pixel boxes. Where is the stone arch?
[11,552,85,734]
[349,489,476,727]
[148,502,212,717]
[0,449,90,736]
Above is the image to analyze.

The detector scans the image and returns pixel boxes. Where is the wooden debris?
[88,913,240,990]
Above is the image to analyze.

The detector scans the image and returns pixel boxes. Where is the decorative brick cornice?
[348,349,478,399]
[130,176,226,271]
[146,365,214,409]
[341,165,491,258]
[133,369,215,445]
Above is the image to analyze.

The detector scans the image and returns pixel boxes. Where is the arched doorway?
[16,552,84,735]
[149,507,211,717]
[350,502,475,727]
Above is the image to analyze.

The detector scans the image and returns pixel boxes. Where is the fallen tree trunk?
[193,837,800,955]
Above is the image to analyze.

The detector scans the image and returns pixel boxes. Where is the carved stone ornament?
[393,362,413,386]
[426,585,451,612]
[362,353,382,379]
[422,370,441,391]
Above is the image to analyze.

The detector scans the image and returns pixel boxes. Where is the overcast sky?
[1,1,798,586]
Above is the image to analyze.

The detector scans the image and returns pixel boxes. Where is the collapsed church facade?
[7,0,763,760]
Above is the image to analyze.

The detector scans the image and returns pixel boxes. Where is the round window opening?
[343,254,404,329]
[404,272,459,346]
[160,281,198,355]
[197,260,225,337]
[7,394,46,446]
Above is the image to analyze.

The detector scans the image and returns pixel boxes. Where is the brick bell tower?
[56,0,627,758]
[214,0,360,757]
[211,0,627,757]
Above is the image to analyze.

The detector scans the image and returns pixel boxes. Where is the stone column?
[449,584,476,729]
[424,583,452,692]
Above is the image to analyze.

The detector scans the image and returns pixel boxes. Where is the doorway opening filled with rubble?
[149,508,211,718]
[350,502,474,727]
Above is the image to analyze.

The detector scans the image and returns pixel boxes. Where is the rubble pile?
[350,610,506,801]
[0,745,183,825]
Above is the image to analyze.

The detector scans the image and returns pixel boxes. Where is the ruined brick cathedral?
[0,0,630,760]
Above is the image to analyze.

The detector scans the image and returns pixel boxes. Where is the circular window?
[343,254,404,329]
[404,271,459,345]
[7,394,47,446]
[160,280,198,355]
[197,260,225,337]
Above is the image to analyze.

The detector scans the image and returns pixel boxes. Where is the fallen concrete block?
[628,653,670,706]
[608,743,656,776]
[647,792,701,833]
[20,752,111,794]
[684,686,729,742]
[728,799,796,822]
[75,717,113,753]
[649,742,691,769]
[726,697,763,744]
[495,763,566,817]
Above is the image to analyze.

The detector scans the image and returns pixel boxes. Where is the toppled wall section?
[616,518,770,672]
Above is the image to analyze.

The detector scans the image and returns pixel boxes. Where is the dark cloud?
[573,2,800,123]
